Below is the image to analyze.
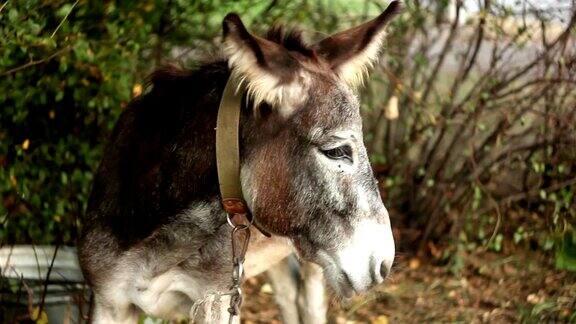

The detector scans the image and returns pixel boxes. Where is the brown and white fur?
[78,2,403,323]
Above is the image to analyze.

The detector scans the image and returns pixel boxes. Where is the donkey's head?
[223,1,402,297]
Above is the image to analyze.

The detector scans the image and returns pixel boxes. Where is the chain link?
[226,213,252,324]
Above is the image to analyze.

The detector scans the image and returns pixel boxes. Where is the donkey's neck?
[86,61,252,249]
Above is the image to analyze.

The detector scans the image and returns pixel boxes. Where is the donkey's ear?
[222,13,306,113]
[313,1,403,87]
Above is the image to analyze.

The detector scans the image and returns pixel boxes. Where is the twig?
[485,187,502,249]
[0,1,8,14]
[477,177,576,215]
[491,78,576,102]
[469,139,502,251]
[10,275,24,324]
[50,0,79,38]
[450,0,491,97]
[20,276,35,321]
[35,245,59,322]
[491,9,576,91]
[420,0,462,104]
[0,46,71,76]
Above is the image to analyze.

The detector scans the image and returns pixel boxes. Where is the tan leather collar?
[216,76,270,237]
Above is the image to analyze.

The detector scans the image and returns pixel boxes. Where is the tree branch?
[0,46,71,76]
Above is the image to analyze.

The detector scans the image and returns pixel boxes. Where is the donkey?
[78,2,402,323]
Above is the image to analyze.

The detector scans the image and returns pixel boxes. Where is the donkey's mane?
[265,25,316,58]
[86,60,230,248]
[149,25,315,89]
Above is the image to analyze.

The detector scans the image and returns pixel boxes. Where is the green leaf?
[8,8,19,22]
[56,3,75,18]
[555,227,576,272]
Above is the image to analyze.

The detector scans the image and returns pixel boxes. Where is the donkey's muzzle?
[332,218,395,295]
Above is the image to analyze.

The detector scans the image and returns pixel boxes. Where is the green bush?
[2,0,140,244]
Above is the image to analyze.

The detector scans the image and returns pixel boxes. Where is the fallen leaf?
[409,257,421,270]
[335,316,347,324]
[371,315,389,324]
[260,283,273,294]
[526,293,542,304]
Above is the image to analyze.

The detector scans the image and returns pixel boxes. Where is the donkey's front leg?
[91,296,139,324]
[192,294,237,324]
[266,256,327,324]
[266,256,300,324]
[297,261,327,324]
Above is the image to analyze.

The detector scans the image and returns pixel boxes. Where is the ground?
[242,249,576,323]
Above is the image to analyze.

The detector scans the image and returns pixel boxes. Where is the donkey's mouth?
[311,249,361,298]
[337,269,359,298]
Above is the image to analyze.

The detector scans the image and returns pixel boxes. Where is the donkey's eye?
[321,145,353,162]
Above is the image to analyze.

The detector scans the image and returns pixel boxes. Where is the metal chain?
[226,213,252,324]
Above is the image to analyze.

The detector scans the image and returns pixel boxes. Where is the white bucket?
[0,245,89,323]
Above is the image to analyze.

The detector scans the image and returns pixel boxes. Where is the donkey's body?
[80,3,402,323]
[79,62,321,322]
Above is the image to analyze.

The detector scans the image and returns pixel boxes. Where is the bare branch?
[0,46,71,76]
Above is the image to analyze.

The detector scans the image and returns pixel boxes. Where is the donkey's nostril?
[380,261,391,278]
